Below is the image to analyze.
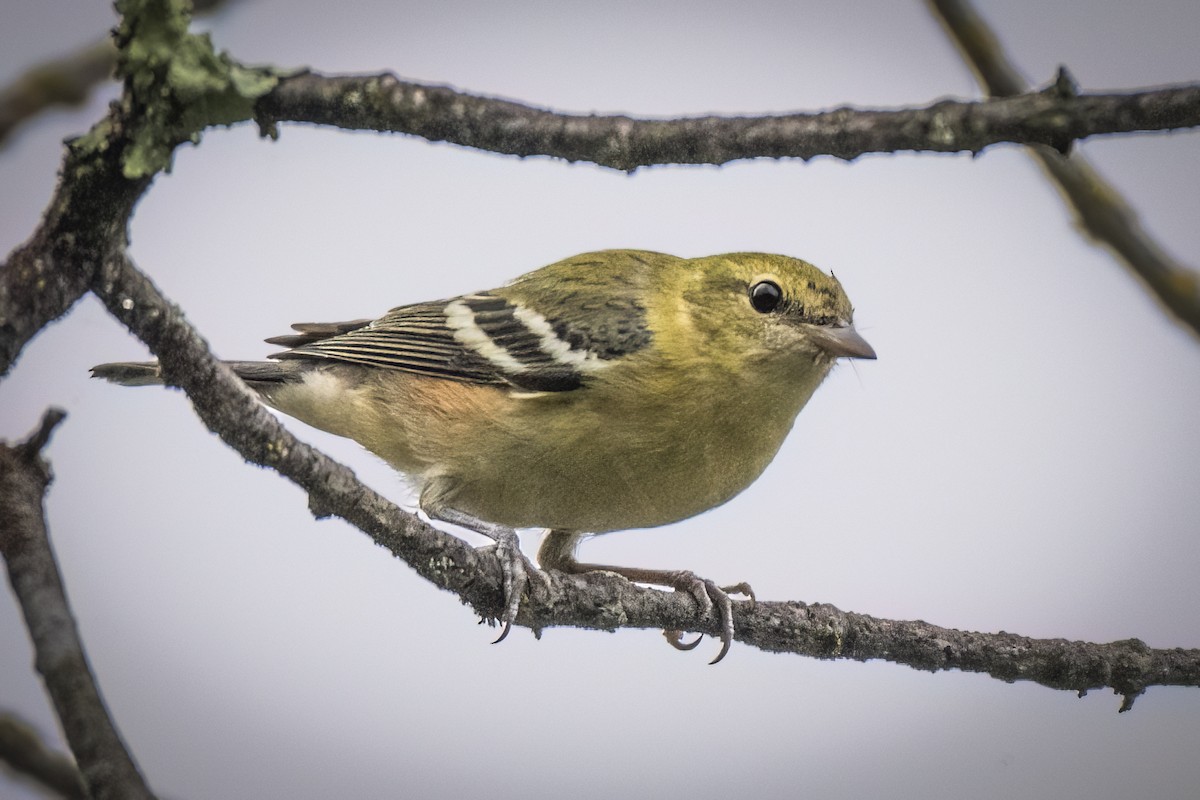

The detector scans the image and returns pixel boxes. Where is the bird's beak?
[812,324,876,360]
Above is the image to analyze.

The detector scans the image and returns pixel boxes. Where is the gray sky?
[3,1,1199,798]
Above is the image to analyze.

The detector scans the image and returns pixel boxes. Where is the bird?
[92,249,875,662]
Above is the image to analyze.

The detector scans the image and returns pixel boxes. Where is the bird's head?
[674,253,875,373]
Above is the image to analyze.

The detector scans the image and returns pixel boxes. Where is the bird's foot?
[478,529,551,642]
[423,502,549,642]
[657,572,755,664]
[535,530,754,662]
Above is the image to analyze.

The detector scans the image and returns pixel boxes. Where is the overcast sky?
[3,1,1199,798]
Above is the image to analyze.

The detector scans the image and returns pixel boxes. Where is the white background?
[3,1,1199,798]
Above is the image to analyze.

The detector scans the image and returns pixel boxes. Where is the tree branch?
[6,3,1198,168]
[0,711,86,799]
[255,70,1200,170]
[0,93,153,378]
[70,254,1196,707]
[88,252,514,625]
[928,0,1200,339]
[0,411,156,800]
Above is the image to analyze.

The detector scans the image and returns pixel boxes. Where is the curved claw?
[531,532,751,662]
[651,570,748,664]
[664,629,703,651]
[700,578,736,665]
[709,638,733,665]
[481,532,552,641]
[492,533,526,630]
[423,504,554,642]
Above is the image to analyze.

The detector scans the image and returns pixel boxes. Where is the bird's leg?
[537,530,755,664]
[425,504,549,642]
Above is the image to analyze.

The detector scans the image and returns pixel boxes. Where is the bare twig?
[256,71,1200,170]
[0,711,86,799]
[7,1,1198,168]
[0,410,157,800]
[927,0,1200,339]
[0,41,114,148]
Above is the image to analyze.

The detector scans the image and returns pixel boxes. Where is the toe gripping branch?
[538,531,756,664]
[423,505,549,642]
[659,575,756,664]
[425,517,755,661]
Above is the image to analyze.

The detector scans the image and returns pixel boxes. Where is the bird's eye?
[749,280,783,313]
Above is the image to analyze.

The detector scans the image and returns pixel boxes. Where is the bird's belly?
[439,398,790,532]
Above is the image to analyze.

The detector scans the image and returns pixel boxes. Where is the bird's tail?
[90,361,164,386]
[90,360,298,387]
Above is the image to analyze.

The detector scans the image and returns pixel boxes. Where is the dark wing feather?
[267,298,590,391]
[268,301,509,386]
[264,320,374,349]
[265,250,668,393]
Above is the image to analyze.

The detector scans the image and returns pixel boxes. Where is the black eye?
[749,280,783,313]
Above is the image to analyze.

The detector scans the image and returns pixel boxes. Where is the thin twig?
[927,0,1200,339]
[0,41,114,148]
[256,71,1200,170]
[0,410,156,800]
[0,711,86,799]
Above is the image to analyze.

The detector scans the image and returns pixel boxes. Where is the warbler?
[93,249,875,662]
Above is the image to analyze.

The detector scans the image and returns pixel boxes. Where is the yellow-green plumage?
[91,248,873,660]
[260,250,867,531]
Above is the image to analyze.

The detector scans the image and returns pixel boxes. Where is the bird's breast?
[436,358,827,532]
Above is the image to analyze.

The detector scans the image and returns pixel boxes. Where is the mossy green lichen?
[113,0,281,179]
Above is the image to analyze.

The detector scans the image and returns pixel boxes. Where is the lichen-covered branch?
[89,252,511,622]
[0,0,239,149]
[733,603,1200,712]
[0,411,156,800]
[0,0,274,378]
[6,3,1199,168]
[0,711,86,799]
[255,70,1200,170]
[0,105,150,377]
[928,0,1200,339]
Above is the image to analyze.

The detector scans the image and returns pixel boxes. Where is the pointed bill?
[812,324,876,360]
